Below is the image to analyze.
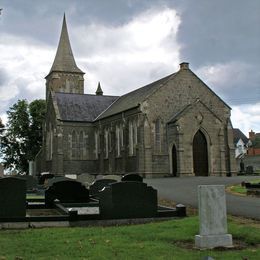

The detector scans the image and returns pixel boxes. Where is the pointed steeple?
[96,82,103,95]
[47,14,84,76]
[45,14,85,99]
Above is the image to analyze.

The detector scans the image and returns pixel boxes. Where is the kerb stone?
[195,185,233,248]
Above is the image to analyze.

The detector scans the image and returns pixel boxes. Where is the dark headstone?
[89,179,117,196]
[99,181,157,219]
[45,176,72,188]
[0,177,26,218]
[121,173,143,182]
[245,166,254,174]
[39,173,54,185]
[244,182,260,189]
[45,180,90,206]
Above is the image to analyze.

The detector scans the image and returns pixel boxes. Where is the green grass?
[229,178,260,195]
[0,216,259,259]
[26,195,44,200]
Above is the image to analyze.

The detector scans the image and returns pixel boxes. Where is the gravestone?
[246,166,254,174]
[0,177,26,218]
[121,173,143,182]
[89,179,117,196]
[195,185,233,248]
[45,179,90,206]
[77,173,95,187]
[45,176,72,188]
[99,181,157,219]
[103,175,121,182]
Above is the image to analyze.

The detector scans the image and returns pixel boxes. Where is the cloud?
[232,103,260,134]
[72,7,181,94]
[195,62,260,105]
[0,7,181,118]
[0,34,54,105]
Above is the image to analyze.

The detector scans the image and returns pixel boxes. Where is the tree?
[0,99,46,173]
[0,117,4,133]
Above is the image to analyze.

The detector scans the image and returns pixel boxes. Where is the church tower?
[45,14,84,100]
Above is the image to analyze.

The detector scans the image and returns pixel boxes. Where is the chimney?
[179,62,189,70]
[249,130,255,140]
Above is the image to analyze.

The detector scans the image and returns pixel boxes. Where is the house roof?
[233,128,249,144]
[96,73,176,120]
[46,14,84,78]
[54,92,118,122]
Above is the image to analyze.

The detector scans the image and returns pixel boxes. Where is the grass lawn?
[0,216,259,260]
[228,178,260,196]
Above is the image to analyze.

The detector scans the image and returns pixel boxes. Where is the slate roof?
[54,93,118,122]
[233,128,249,144]
[97,73,176,120]
[46,14,84,77]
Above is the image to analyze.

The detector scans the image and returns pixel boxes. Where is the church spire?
[45,14,85,99]
[47,14,84,76]
[96,82,103,95]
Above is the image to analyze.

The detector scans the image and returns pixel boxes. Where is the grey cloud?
[0,68,9,88]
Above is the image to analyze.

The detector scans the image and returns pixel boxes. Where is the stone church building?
[35,16,236,177]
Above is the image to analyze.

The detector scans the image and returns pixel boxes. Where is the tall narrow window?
[95,131,99,159]
[72,130,77,159]
[120,125,124,148]
[79,131,84,159]
[133,121,138,146]
[155,119,161,151]
[104,130,109,158]
[50,128,53,160]
[116,125,121,157]
[129,121,134,156]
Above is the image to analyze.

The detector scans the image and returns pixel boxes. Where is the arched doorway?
[193,130,208,176]
[172,144,177,176]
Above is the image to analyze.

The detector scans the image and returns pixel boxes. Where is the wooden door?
[193,130,208,176]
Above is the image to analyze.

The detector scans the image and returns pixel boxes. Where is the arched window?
[95,131,99,159]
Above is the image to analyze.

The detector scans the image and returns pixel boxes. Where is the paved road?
[145,176,260,220]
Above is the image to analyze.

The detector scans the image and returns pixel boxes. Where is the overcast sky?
[0,0,259,134]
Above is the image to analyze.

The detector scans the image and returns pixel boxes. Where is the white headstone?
[195,185,233,249]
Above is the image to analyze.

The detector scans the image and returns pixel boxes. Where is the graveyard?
[0,173,259,259]
[0,174,186,228]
